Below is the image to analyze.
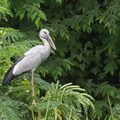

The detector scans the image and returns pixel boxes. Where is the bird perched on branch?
[2,28,56,104]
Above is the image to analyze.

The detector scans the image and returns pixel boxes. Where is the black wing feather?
[2,57,29,85]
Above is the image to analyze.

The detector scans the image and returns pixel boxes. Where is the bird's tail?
[2,58,24,85]
[2,65,16,85]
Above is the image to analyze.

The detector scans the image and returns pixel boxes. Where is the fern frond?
[0,95,28,120]
[34,81,94,119]
[35,77,51,91]
[60,82,72,89]
[0,0,12,21]
[0,27,25,45]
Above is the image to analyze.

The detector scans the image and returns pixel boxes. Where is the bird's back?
[13,52,42,75]
[2,44,51,85]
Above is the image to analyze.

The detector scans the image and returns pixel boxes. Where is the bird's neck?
[41,38,51,61]
[42,38,51,51]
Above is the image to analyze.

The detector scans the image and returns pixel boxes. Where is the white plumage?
[13,44,50,75]
[2,28,56,104]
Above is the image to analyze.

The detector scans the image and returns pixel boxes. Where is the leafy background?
[0,0,120,120]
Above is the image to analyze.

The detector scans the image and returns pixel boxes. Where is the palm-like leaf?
[34,81,95,120]
[0,94,28,120]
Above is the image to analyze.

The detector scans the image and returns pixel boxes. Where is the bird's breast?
[41,49,51,61]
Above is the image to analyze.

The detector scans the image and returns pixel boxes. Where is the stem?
[30,106,35,120]
[45,97,50,120]
[54,108,62,120]
[107,94,113,119]
[68,108,72,120]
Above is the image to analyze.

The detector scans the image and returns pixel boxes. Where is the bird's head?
[39,29,56,50]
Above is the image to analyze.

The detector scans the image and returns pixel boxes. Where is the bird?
[2,28,56,104]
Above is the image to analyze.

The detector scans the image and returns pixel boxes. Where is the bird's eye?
[44,32,46,34]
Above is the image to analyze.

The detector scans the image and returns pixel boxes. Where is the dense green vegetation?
[0,0,120,119]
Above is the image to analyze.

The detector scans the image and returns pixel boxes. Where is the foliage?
[0,93,28,120]
[0,27,25,45]
[111,104,120,120]
[85,81,120,120]
[0,0,120,120]
[0,0,13,21]
[33,81,94,120]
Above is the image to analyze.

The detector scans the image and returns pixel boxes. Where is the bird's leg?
[31,71,37,105]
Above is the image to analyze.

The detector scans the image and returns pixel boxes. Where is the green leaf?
[20,13,25,20]
[39,10,47,21]
[31,12,38,21]
[110,90,114,97]
[56,0,62,4]
[79,63,85,71]
[35,17,41,28]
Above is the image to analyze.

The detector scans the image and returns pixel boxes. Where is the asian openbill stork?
[2,29,56,104]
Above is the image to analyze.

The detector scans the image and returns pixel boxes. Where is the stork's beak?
[47,34,56,50]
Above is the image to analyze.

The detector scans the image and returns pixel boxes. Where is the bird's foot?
[32,100,38,105]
